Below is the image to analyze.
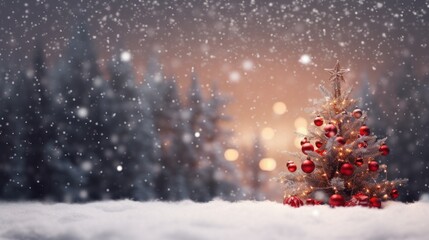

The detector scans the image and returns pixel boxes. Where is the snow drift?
[0,200,428,240]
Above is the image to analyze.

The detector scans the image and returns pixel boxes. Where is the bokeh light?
[299,54,312,65]
[77,107,88,118]
[272,102,287,115]
[242,60,254,71]
[261,127,275,140]
[224,148,239,161]
[229,71,241,83]
[294,117,308,129]
[120,51,131,62]
[259,158,277,171]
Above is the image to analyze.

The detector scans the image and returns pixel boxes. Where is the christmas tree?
[276,61,407,208]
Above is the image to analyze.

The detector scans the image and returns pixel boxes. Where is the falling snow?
[0,0,428,205]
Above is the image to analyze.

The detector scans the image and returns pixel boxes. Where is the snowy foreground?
[1,200,429,240]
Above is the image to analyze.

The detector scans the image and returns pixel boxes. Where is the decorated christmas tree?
[276,61,408,208]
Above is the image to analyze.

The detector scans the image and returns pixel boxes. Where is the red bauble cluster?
[286,161,297,172]
[283,196,304,208]
[279,101,397,209]
[352,108,363,118]
[340,163,354,176]
[314,116,324,126]
[390,189,399,199]
[379,144,390,156]
[359,125,370,136]
[355,157,364,166]
[324,123,337,138]
[369,197,382,208]
[301,142,314,155]
[368,160,379,172]
[329,194,345,207]
[301,158,315,173]
[345,193,369,207]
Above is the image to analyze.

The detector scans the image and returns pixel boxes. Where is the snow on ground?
[0,200,429,240]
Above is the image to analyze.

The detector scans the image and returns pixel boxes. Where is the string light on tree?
[277,61,407,208]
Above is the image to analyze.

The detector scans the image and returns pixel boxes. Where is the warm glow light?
[224,148,239,161]
[259,158,277,171]
[273,102,287,115]
[294,117,308,129]
[261,127,275,140]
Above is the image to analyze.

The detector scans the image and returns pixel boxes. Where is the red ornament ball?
[301,159,315,173]
[300,137,309,146]
[368,160,379,172]
[352,108,363,118]
[286,161,297,172]
[324,123,337,137]
[301,142,314,155]
[359,125,370,136]
[326,131,337,138]
[306,198,323,205]
[355,157,364,166]
[379,144,390,156]
[369,197,382,208]
[315,140,323,148]
[340,163,354,176]
[283,196,304,208]
[314,116,324,126]
[390,189,399,200]
[335,136,346,145]
[329,194,345,207]
[324,123,336,132]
